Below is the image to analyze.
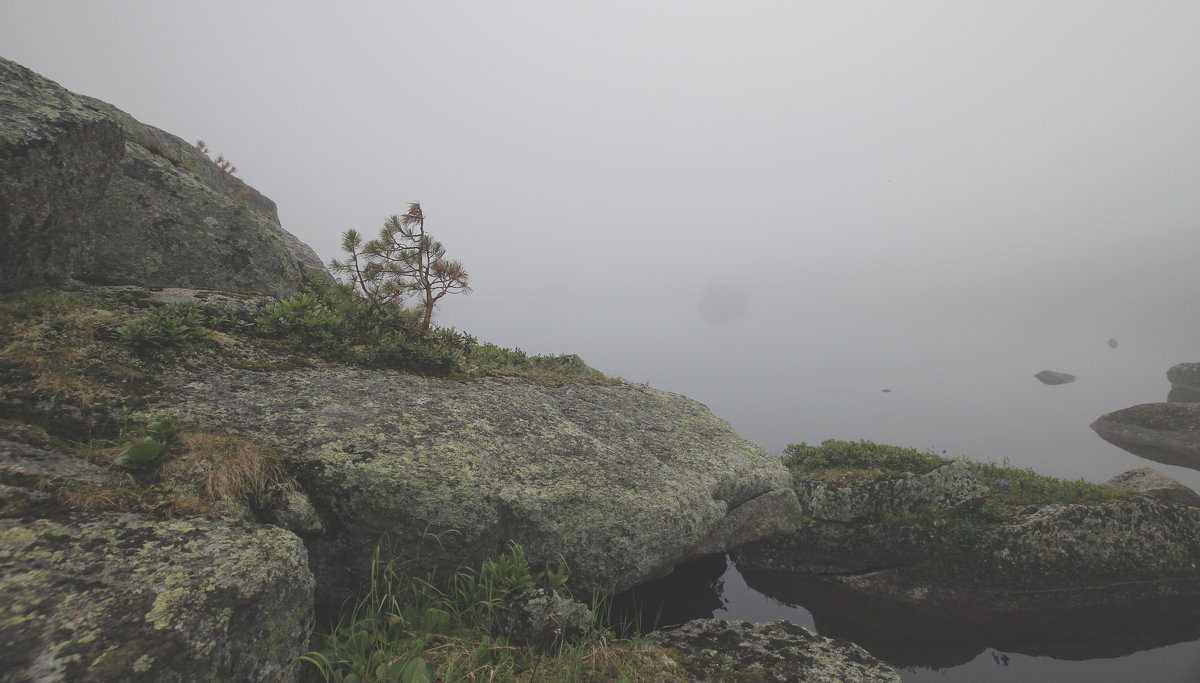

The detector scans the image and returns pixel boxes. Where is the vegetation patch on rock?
[737,440,1195,613]
[300,542,685,682]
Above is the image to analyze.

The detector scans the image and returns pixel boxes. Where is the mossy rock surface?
[0,512,313,682]
[647,618,901,682]
[149,365,801,613]
[1167,362,1200,402]
[793,459,987,523]
[0,56,328,297]
[739,459,1200,612]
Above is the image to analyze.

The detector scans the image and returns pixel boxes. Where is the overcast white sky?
[4,2,1198,468]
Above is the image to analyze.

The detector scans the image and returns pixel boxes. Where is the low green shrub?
[783,439,947,482]
[252,284,461,376]
[468,344,617,385]
[116,303,209,353]
[967,461,1129,506]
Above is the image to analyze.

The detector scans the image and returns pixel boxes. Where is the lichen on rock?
[646,618,901,682]
[148,364,802,613]
[0,56,327,297]
[0,513,314,682]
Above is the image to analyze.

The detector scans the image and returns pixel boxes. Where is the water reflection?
[740,569,1200,669]
[616,555,1200,681]
[609,553,728,633]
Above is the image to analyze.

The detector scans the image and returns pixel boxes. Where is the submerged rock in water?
[647,618,901,682]
[1168,362,1200,403]
[1090,403,1200,470]
[1034,370,1076,385]
[1105,467,1200,507]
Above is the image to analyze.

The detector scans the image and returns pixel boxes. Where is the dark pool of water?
[612,554,1200,682]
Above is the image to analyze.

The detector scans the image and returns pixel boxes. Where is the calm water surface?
[615,554,1200,683]
[601,311,1200,681]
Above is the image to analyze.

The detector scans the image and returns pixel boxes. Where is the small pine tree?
[330,203,470,332]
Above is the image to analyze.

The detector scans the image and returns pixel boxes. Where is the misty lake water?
[550,294,1200,682]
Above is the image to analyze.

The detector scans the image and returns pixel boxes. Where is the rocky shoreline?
[4,54,1200,681]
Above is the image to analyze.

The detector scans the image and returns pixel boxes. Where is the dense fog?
[4,2,1198,486]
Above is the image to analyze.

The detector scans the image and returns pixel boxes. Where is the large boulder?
[0,56,327,296]
[737,461,1200,612]
[1168,362,1200,403]
[147,364,802,612]
[1090,402,1200,470]
[0,57,124,289]
[0,513,314,682]
[812,496,1200,612]
[646,619,901,682]
[734,462,985,578]
[0,426,316,682]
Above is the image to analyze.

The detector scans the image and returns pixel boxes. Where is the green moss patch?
[783,440,946,483]
[967,461,1130,507]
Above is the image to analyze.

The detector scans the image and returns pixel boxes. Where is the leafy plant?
[252,285,460,376]
[330,203,470,332]
[114,418,175,469]
[116,303,209,353]
[254,292,343,346]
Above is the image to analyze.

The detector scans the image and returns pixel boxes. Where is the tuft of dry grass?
[161,432,296,505]
[57,482,133,512]
[159,492,216,519]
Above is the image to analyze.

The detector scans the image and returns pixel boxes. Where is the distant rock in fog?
[1035,370,1076,385]
[1168,363,1200,403]
[1090,403,1200,470]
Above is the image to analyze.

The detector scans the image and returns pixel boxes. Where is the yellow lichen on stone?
[145,588,189,630]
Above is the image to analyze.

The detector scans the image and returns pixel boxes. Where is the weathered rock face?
[795,459,987,523]
[735,462,983,577]
[0,513,314,682]
[1034,370,1076,385]
[737,463,1200,612]
[490,588,593,645]
[1168,362,1200,403]
[0,430,316,681]
[1090,402,1200,470]
[147,365,802,611]
[814,497,1200,613]
[960,497,1200,597]
[1105,467,1200,507]
[0,57,125,289]
[0,56,327,296]
[738,521,938,575]
[646,619,901,682]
